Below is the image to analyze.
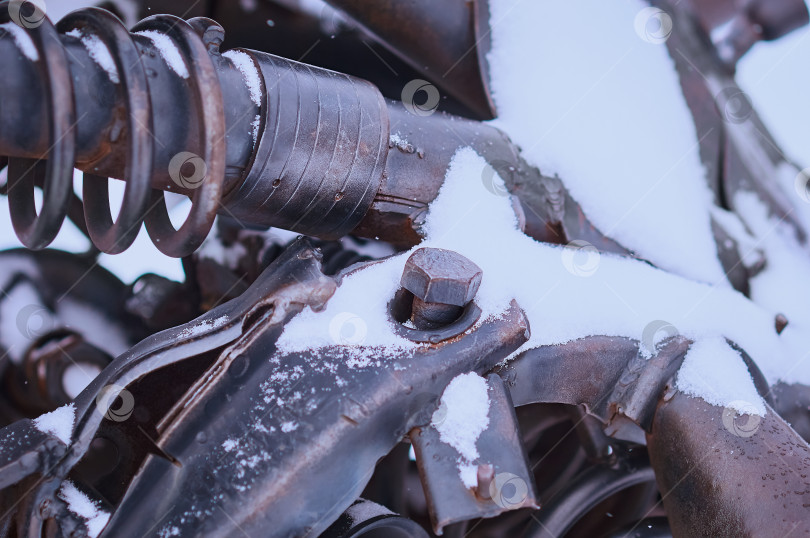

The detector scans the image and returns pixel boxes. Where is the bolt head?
[401,248,482,306]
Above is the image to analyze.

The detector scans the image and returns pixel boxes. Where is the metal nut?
[400,248,482,306]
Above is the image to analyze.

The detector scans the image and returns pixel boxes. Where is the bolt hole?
[389,288,414,324]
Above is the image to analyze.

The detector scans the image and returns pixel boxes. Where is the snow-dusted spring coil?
[0,4,227,257]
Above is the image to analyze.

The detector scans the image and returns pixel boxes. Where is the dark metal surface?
[0,239,336,535]
[606,517,672,538]
[771,381,810,442]
[324,0,496,120]
[0,420,66,491]
[646,392,810,536]
[102,300,529,537]
[321,499,429,538]
[523,451,657,538]
[768,376,810,443]
[389,288,483,344]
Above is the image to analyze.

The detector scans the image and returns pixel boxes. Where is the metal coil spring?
[0,2,225,257]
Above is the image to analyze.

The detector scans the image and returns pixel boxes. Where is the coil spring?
[0,2,225,257]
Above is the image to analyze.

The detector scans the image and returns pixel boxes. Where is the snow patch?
[58,481,110,538]
[277,258,416,353]
[66,29,119,83]
[224,50,263,107]
[158,526,181,538]
[677,337,766,415]
[458,462,478,489]
[33,404,75,445]
[432,373,490,461]
[485,0,725,284]
[251,114,261,146]
[1,23,38,61]
[0,280,50,363]
[178,315,228,338]
[432,373,490,488]
[280,420,298,433]
[135,30,189,78]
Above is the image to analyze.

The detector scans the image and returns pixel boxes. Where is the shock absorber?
[0,1,626,258]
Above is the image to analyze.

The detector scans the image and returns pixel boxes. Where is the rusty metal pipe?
[646,392,810,536]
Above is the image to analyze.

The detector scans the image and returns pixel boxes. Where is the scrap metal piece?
[124,273,199,332]
[0,2,75,250]
[355,101,633,254]
[98,300,528,537]
[12,330,112,412]
[604,337,690,443]
[324,0,496,120]
[775,313,789,334]
[646,392,810,536]
[410,374,538,535]
[661,0,808,249]
[682,0,809,67]
[710,217,762,296]
[495,336,641,421]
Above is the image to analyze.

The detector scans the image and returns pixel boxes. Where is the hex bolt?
[400,248,482,330]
